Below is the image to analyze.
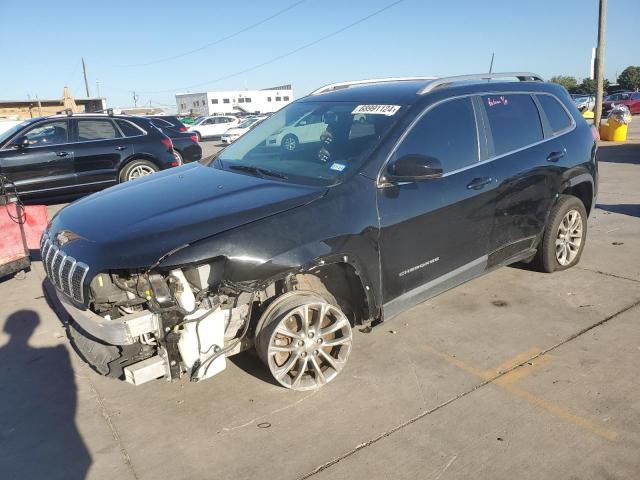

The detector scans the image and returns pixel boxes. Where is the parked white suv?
[266,111,327,151]
[188,115,239,140]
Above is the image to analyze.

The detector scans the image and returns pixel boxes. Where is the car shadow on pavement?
[597,143,640,164]
[0,309,91,480]
[228,350,281,387]
[596,203,640,218]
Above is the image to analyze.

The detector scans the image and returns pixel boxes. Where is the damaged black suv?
[43,73,598,390]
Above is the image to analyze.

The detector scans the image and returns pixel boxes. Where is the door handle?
[466,177,493,190]
[115,146,127,151]
[546,149,566,163]
[56,151,69,157]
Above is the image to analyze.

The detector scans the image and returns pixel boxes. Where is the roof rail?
[417,72,543,95]
[310,77,438,96]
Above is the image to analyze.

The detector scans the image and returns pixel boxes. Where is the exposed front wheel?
[256,292,352,391]
[534,195,588,272]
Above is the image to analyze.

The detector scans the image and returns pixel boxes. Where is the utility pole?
[36,95,43,116]
[132,91,139,107]
[96,80,101,98]
[593,0,607,129]
[82,57,91,97]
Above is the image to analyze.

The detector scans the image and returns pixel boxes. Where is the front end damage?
[56,255,262,386]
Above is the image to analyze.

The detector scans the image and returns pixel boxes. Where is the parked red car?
[602,92,640,115]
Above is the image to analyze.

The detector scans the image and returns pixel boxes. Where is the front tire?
[119,159,159,182]
[281,134,299,152]
[534,195,588,273]
[255,289,352,391]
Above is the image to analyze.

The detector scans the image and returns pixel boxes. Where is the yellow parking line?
[422,345,617,441]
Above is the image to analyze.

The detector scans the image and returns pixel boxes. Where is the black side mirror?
[386,154,443,182]
[12,136,29,149]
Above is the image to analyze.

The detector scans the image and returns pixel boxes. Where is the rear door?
[377,97,497,318]
[0,119,74,195]
[479,93,559,267]
[72,118,132,187]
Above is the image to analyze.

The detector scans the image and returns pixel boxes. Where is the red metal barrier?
[0,199,30,278]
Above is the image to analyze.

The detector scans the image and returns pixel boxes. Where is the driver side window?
[394,98,479,174]
[20,120,69,147]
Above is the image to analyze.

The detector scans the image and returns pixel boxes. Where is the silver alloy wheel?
[128,164,155,180]
[265,300,352,390]
[555,208,583,266]
[282,135,297,151]
[173,150,183,165]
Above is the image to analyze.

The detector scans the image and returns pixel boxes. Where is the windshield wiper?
[228,164,288,180]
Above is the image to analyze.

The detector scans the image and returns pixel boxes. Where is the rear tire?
[173,150,184,165]
[533,195,588,273]
[119,159,159,182]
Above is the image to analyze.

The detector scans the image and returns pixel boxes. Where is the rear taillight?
[190,134,198,143]
[179,127,187,132]
[161,137,173,151]
[591,124,600,141]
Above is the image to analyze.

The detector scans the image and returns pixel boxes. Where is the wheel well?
[562,182,593,215]
[294,263,370,326]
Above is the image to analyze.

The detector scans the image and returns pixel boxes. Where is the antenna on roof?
[488,52,495,74]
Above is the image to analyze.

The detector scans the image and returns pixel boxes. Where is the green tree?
[617,66,640,91]
[571,78,610,95]
[549,75,578,91]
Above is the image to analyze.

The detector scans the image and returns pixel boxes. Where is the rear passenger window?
[116,120,143,137]
[395,97,478,173]
[77,120,121,141]
[482,94,543,156]
[536,95,572,134]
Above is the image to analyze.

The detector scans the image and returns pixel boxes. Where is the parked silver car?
[572,95,595,112]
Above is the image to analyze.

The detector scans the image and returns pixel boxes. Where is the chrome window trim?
[533,92,576,137]
[0,119,71,151]
[377,91,576,187]
[114,118,147,138]
[75,118,124,142]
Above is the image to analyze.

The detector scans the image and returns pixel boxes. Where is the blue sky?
[1,0,638,111]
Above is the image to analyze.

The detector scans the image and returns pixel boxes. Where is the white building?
[176,84,293,116]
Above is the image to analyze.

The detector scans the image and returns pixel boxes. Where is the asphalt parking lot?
[1,126,639,480]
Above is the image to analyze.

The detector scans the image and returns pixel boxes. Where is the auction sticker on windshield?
[351,104,401,116]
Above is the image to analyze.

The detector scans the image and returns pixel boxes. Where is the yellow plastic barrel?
[599,122,610,140]
[608,118,628,141]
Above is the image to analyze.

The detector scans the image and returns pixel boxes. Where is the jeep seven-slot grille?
[40,234,89,304]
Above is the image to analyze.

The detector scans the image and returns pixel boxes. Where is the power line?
[114,0,308,67]
[139,0,406,94]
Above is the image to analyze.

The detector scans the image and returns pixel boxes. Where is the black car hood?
[50,162,327,270]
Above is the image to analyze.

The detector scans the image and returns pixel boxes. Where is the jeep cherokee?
[42,73,598,391]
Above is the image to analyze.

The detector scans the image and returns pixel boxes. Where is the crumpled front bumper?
[57,292,159,346]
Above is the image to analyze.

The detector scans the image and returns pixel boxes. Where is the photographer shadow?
[0,310,90,480]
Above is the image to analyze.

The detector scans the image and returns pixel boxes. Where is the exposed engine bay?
[82,261,265,385]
